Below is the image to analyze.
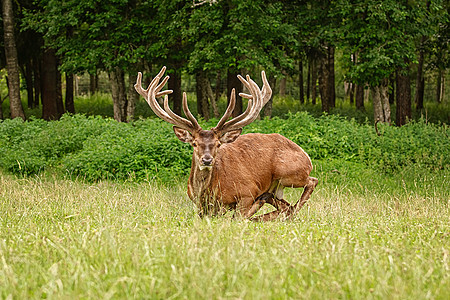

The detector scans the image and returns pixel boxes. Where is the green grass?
[1,162,448,299]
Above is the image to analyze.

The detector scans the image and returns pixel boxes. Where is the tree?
[65,73,75,114]
[427,1,449,104]
[292,1,337,112]
[337,0,431,125]
[2,0,26,120]
[25,0,164,121]
[396,67,412,126]
[41,48,64,120]
[187,0,296,117]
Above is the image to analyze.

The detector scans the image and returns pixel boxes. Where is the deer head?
[134,66,272,171]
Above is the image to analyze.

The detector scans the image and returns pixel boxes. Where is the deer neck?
[189,157,217,201]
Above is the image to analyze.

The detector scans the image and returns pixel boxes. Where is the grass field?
[0,160,448,299]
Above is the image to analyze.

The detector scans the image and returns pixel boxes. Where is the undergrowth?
[0,113,448,182]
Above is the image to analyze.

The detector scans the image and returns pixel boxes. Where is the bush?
[247,112,449,172]
[0,115,115,176]
[0,113,448,181]
[63,119,192,182]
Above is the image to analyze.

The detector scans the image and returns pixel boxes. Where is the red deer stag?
[135,67,318,221]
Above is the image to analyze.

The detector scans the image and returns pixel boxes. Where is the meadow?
[0,162,448,299]
[0,96,449,299]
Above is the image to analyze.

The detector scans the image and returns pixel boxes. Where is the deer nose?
[201,156,213,166]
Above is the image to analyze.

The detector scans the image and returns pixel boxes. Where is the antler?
[213,70,272,134]
[135,66,200,132]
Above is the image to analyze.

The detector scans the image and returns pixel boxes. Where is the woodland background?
[0,0,449,125]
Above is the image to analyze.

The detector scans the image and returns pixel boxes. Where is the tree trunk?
[109,67,128,122]
[355,84,364,111]
[299,59,304,104]
[380,79,391,124]
[318,46,335,113]
[196,70,211,120]
[55,65,64,116]
[279,75,286,97]
[42,49,63,120]
[0,73,4,119]
[396,69,412,126]
[372,78,391,123]
[168,69,182,116]
[311,58,317,105]
[213,72,221,118]
[415,37,426,110]
[389,75,395,104]
[372,85,383,123]
[127,72,139,121]
[65,73,75,114]
[227,68,242,117]
[33,58,41,108]
[436,68,445,103]
[348,82,355,104]
[306,59,311,103]
[318,51,330,112]
[24,60,34,109]
[206,76,219,119]
[2,0,26,120]
[90,73,98,95]
[328,46,336,108]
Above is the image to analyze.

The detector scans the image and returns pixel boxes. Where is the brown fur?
[186,132,318,220]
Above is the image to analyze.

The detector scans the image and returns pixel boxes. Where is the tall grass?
[0,164,448,299]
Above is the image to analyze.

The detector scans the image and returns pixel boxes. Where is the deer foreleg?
[248,193,292,221]
[266,197,291,211]
[251,177,318,221]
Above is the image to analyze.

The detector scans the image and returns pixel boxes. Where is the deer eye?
[192,142,197,147]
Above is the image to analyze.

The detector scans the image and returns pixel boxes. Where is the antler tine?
[260,70,272,105]
[217,84,254,130]
[182,92,200,130]
[214,88,236,130]
[163,93,200,131]
[216,71,270,133]
[135,66,198,132]
[135,70,173,123]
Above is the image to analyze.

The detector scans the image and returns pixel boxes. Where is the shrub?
[0,113,448,181]
[247,112,449,172]
[63,119,192,182]
[0,115,114,176]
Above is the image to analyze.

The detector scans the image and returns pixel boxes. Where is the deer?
[135,66,318,221]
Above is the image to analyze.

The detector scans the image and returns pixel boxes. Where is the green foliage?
[186,0,296,74]
[0,115,115,176]
[63,119,192,182]
[0,113,447,181]
[246,112,449,172]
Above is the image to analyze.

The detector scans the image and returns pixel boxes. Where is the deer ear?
[173,126,194,143]
[219,129,242,144]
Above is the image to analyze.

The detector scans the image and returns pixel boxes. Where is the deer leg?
[292,176,318,212]
[242,192,273,219]
[252,177,318,221]
[264,184,293,215]
[251,209,283,222]
[266,197,291,211]
[250,198,294,221]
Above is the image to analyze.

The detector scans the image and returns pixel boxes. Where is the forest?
[1,0,449,125]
